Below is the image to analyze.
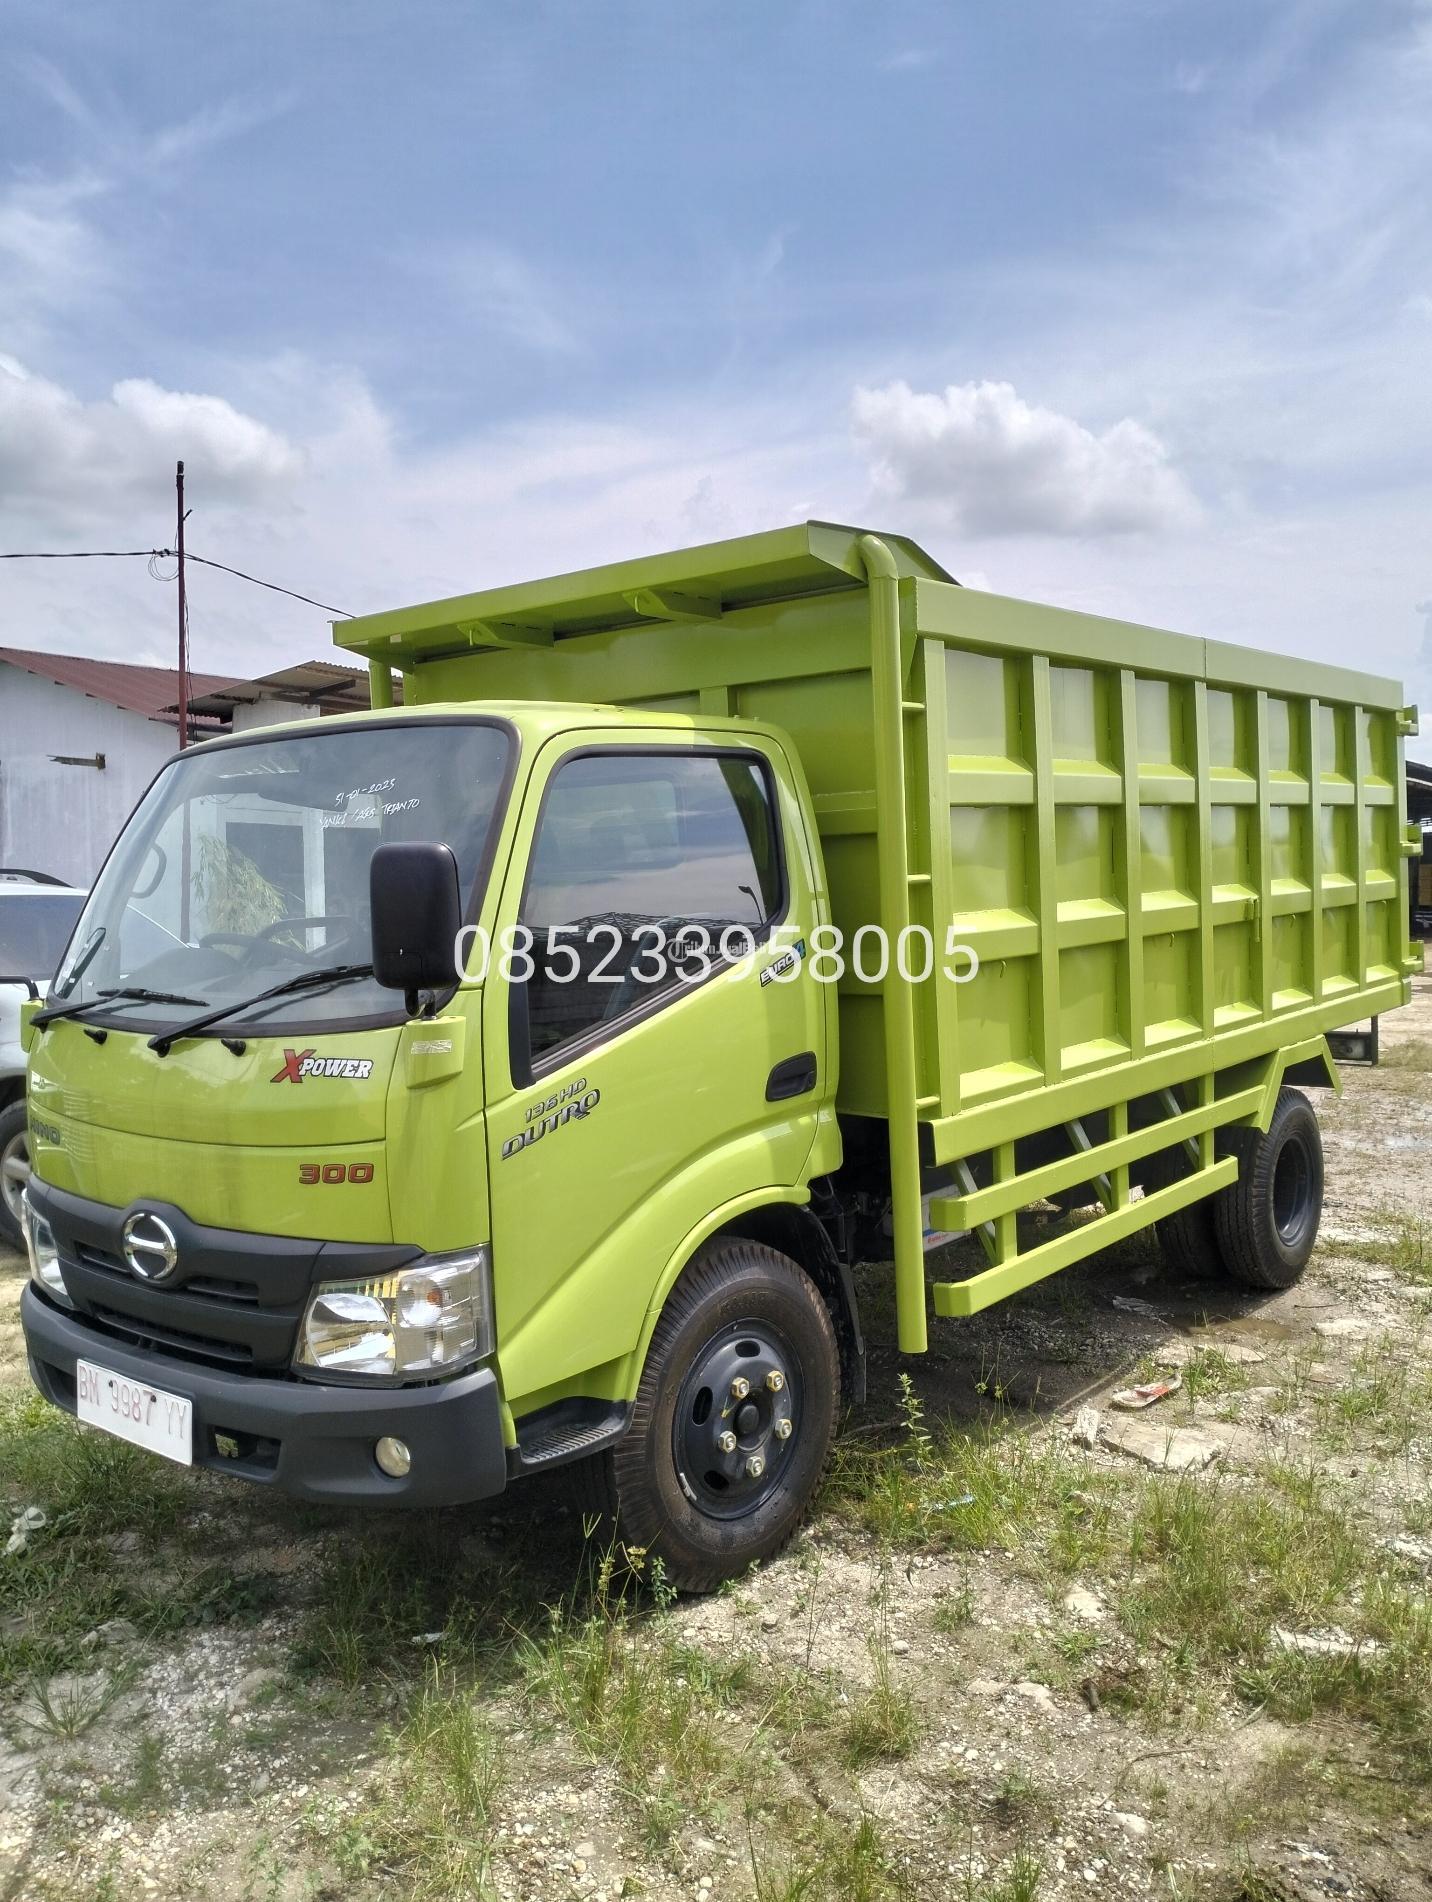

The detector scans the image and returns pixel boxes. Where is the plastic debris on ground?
[4,1507,47,1558]
[1109,1374,1182,1411]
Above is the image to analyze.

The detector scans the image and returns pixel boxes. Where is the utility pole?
[176,459,189,749]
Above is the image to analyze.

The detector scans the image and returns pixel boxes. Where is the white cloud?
[0,358,304,529]
[852,379,1200,537]
[0,353,846,676]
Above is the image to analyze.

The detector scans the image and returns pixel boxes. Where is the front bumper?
[22,1286,508,1508]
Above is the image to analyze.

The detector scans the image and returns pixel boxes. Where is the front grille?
[89,1303,259,1370]
[75,1242,261,1307]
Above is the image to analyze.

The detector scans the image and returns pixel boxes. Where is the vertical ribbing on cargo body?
[859,534,928,1354]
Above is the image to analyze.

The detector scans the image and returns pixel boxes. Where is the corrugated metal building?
[0,651,378,887]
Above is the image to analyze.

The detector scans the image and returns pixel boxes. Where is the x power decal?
[271,1048,375,1083]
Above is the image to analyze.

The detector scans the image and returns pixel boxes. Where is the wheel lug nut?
[774,1418,793,1440]
[745,1454,765,1479]
[717,1430,737,1454]
[730,1376,750,1401]
[765,1370,785,1392]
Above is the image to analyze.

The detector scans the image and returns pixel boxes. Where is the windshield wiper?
[33,985,208,1030]
[149,963,373,1056]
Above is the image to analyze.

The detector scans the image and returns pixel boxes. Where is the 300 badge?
[298,1163,375,1185]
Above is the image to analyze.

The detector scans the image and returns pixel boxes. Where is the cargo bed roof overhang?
[334,520,955,668]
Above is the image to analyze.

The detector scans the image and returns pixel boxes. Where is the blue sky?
[2,1,1430,753]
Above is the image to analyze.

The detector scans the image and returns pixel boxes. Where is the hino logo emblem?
[122,1212,179,1282]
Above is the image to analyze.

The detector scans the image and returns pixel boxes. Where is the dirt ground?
[2,974,1430,1902]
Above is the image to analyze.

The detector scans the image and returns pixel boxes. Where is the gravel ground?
[2,971,1430,1901]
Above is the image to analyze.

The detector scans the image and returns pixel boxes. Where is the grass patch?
[1333,1211,1431,1280]
[331,1662,501,1898]
[824,1380,1085,1557]
[750,1810,911,1902]
[0,1389,194,1541]
[0,1392,280,1691]
[1118,1466,1363,1666]
[1380,1038,1432,1073]
[1313,1331,1432,1451]
[517,1549,751,1847]
[843,1647,919,1768]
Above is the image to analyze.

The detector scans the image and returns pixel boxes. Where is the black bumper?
[22,1286,508,1509]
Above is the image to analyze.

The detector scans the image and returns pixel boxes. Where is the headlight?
[22,1190,73,1310]
[296,1247,493,1380]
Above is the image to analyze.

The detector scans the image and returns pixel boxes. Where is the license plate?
[76,1360,193,1466]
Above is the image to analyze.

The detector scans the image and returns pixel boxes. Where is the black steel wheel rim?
[672,1319,801,1522]
[1272,1136,1312,1245]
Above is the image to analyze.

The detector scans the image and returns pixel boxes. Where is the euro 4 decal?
[502,1076,601,1159]
[271,1048,376,1084]
[760,938,806,986]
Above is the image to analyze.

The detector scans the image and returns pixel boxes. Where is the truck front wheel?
[1213,1087,1324,1290]
[0,1102,29,1252]
[584,1236,841,1594]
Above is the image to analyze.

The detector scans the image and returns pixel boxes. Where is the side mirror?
[370,842,462,1013]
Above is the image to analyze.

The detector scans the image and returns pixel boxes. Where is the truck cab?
[20,698,849,1590]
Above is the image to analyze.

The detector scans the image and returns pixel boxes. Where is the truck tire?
[1212,1087,1323,1290]
[581,1236,841,1594]
[1145,1144,1227,1279]
[0,1101,28,1252]
[1157,1196,1224,1279]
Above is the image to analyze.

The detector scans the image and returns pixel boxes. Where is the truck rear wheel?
[1213,1087,1323,1290]
[1146,1144,1227,1279]
[583,1236,841,1594]
[1157,1195,1224,1279]
[0,1102,29,1252]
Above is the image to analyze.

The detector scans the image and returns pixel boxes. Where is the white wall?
[0,664,177,887]
[231,694,319,733]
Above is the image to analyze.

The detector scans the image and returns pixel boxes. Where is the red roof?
[0,646,235,727]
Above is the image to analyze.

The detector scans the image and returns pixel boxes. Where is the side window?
[520,750,783,1063]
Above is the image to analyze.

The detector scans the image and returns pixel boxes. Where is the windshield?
[52,720,511,1029]
[0,893,86,976]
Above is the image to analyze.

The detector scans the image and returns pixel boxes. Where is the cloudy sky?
[2,1,1430,754]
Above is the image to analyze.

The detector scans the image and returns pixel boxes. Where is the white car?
[0,871,87,1250]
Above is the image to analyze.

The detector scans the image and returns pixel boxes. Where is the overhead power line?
[0,548,171,560]
[0,545,354,618]
[183,553,353,619]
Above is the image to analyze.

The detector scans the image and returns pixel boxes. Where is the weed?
[748,1809,908,1902]
[965,1845,1043,1902]
[96,1731,167,1815]
[518,1545,741,1846]
[933,1575,976,1632]
[19,1661,135,1739]
[843,1662,919,1767]
[1313,1330,1432,1451]
[1178,1348,1250,1402]
[333,1661,501,1898]
[1333,1212,1431,1281]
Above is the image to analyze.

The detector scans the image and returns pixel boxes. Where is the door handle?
[766,1051,818,1101]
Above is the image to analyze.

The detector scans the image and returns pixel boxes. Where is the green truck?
[18,523,1421,1588]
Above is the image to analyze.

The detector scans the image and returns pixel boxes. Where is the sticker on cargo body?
[271,1048,375,1084]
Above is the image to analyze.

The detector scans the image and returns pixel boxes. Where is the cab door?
[482,728,829,1414]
